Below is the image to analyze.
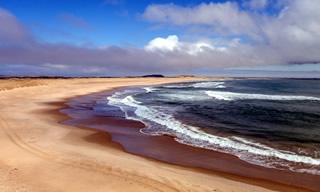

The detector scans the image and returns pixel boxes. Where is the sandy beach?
[0,77,314,192]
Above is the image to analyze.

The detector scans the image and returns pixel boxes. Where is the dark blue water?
[108,79,320,174]
[162,80,320,141]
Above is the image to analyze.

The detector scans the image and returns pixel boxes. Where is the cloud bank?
[143,2,258,36]
[1,0,320,76]
[143,0,320,64]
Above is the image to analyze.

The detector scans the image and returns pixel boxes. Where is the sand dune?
[0,78,304,192]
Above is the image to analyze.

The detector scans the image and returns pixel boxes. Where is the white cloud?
[0,8,33,46]
[145,35,179,52]
[145,35,228,55]
[261,0,320,63]
[143,0,320,65]
[143,2,258,36]
[244,0,268,10]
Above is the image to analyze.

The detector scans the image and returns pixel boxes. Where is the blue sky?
[1,0,184,46]
[0,0,320,76]
[1,0,253,47]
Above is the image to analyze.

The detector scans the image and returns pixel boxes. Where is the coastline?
[60,83,320,192]
[0,77,316,192]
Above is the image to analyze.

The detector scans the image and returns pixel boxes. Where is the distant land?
[0,75,319,81]
[142,74,165,77]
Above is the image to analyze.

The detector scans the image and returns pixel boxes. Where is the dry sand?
[0,78,303,192]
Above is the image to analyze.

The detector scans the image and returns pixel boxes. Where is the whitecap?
[192,81,226,89]
[143,87,159,93]
[205,91,320,101]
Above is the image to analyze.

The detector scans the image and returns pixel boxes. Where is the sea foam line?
[162,81,226,89]
[205,91,320,101]
[143,87,159,93]
[192,81,226,88]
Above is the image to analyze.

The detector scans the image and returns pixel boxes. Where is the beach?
[0,77,315,192]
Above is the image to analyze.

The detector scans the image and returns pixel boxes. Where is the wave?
[158,92,209,101]
[192,81,226,89]
[205,91,320,101]
[143,87,159,93]
[162,81,226,89]
[107,90,320,175]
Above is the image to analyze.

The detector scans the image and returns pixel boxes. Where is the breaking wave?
[205,91,320,101]
[107,89,320,175]
[192,81,226,89]
[162,81,226,89]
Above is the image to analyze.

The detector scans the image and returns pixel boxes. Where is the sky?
[0,0,320,77]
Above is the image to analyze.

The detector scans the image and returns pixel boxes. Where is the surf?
[205,91,320,101]
[107,86,320,175]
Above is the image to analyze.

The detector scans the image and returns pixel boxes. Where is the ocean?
[107,79,320,175]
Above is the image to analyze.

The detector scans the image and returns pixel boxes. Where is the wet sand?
[0,77,317,192]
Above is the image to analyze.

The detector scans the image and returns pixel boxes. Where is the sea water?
[107,79,320,175]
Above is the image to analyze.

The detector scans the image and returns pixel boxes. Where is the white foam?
[108,90,320,175]
[163,81,226,89]
[143,87,159,93]
[206,91,320,101]
[192,81,226,89]
[158,92,209,101]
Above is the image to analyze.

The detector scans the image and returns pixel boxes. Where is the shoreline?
[0,77,317,192]
[60,83,319,192]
